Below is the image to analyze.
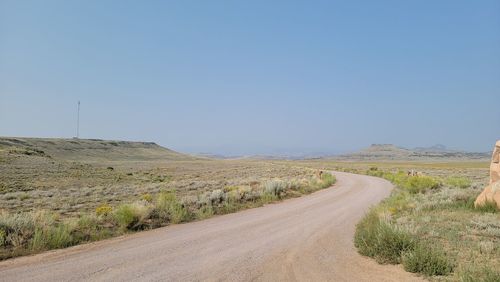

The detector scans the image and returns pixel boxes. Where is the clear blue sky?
[1,1,499,155]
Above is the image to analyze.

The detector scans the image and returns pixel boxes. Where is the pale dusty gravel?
[0,172,423,282]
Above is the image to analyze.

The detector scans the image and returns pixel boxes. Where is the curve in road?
[0,172,423,282]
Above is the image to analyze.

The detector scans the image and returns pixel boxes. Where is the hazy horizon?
[1,1,499,155]
[0,135,490,157]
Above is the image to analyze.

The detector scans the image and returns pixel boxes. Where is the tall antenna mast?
[77,101,80,139]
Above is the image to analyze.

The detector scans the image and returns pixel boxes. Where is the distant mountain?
[413,144,456,153]
[193,153,243,159]
[195,153,318,161]
[195,151,338,160]
[336,144,490,161]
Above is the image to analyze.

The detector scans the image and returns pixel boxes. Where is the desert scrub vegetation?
[0,146,319,216]
[445,176,472,189]
[366,168,441,194]
[0,172,335,260]
[0,211,82,259]
[155,191,190,224]
[114,202,152,231]
[354,209,415,264]
[95,204,113,217]
[459,265,500,282]
[353,166,499,280]
[402,244,454,276]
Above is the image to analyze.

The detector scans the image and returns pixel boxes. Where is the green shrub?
[445,176,472,189]
[264,180,286,198]
[226,188,243,202]
[261,191,279,203]
[384,171,409,187]
[208,189,225,205]
[240,187,261,202]
[114,205,136,230]
[402,244,454,276]
[155,192,190,224]
[382,191,412,215]
[0,212,36,248]
[402,176,441,194]
[72,215,110,242]
[114,202,151,230]
[354,209,415,264]
[30,223,74,251]
[48,225,73,249]
[219,199,238,214]
[286,180,302,190]
[28,228,44,251]
[195,205,214,220]
[320,172,336,188]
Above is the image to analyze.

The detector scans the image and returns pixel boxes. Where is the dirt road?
[0,172,422,281]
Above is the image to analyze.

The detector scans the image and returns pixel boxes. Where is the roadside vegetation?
[0,172,335,260]
[352,167,500,281]
[0,142,318,215]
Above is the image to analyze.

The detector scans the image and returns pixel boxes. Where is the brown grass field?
[0,138,335,260]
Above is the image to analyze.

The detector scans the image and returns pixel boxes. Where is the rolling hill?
[0,137,196,162]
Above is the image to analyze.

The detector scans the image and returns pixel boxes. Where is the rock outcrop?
[475,140,500,209]
[490,140,500,184]
[475,182,500,209]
